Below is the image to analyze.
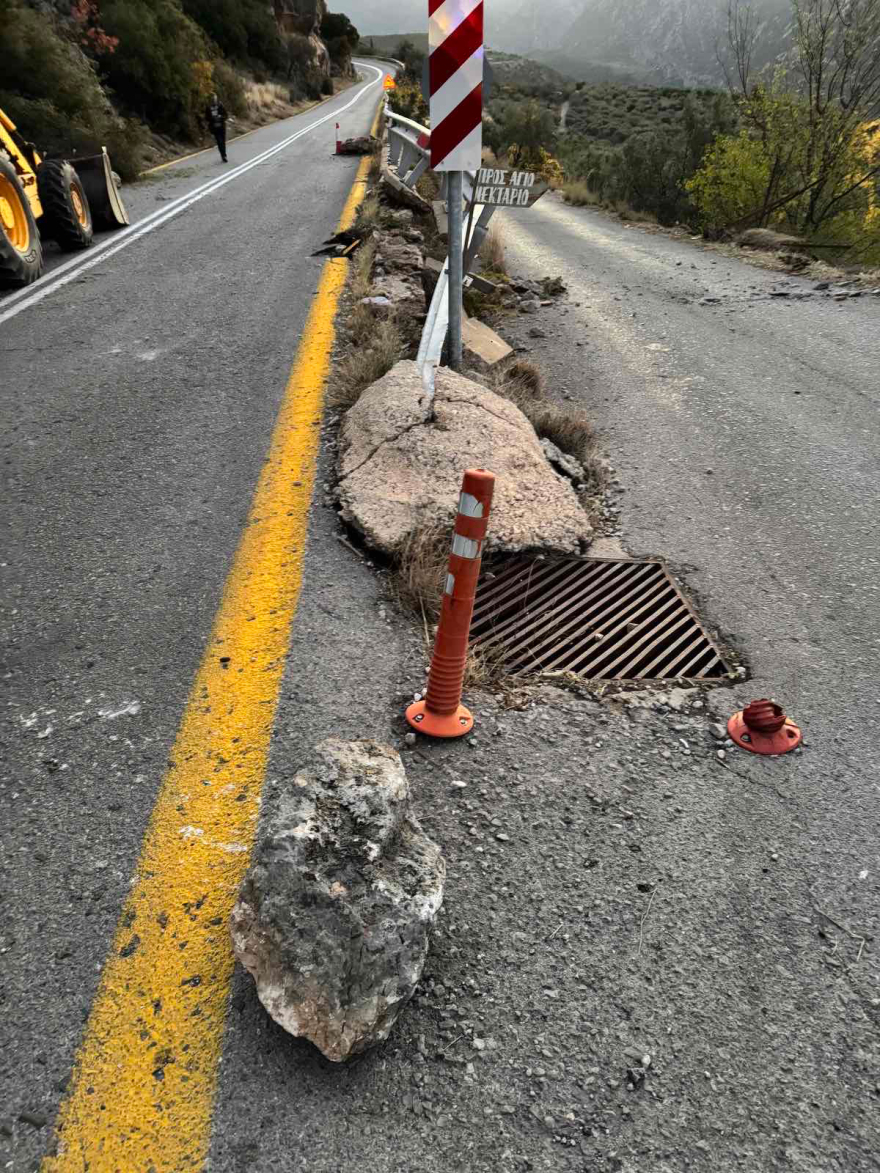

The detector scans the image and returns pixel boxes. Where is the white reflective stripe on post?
[459,492,484,518]
[445,573,456,596]
[451,534,481,559]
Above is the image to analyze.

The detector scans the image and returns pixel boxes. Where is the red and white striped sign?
[428,0,484,171]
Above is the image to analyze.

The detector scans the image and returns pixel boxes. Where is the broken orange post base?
[728,699,802,755]
[406,469,495,739]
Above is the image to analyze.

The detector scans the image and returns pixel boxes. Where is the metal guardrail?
[384,108,497,396]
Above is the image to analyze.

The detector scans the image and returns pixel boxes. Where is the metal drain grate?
[470,558,729,681]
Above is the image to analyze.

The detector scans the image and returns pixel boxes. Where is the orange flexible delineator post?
[406,469,496,739]
[728,699,802,755]
[335,123,341,155]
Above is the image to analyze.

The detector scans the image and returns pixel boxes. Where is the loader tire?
[0,153,42,287]
[37,159,93,251]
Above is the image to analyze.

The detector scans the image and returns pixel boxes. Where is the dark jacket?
[206,101,227,130]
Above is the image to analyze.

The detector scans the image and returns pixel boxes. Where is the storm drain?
[470,557,729,681]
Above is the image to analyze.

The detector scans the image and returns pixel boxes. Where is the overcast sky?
[343,0,518,36]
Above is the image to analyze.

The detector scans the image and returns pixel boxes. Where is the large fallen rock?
[738,227,809,253]
[231,739,444,1062]
[337,361,593,554]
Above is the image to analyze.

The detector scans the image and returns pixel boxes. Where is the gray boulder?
[231,739,444,1062]
[337,361,593,555]
[541,438,586,483]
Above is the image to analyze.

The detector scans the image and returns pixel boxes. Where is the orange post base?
[728,711,802,755]
[406,700,474,739]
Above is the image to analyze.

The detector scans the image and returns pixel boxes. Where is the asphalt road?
[4,89,880,1171]
[491,195,880,1150]
[495,195,880,742]
[0,63,388,1171]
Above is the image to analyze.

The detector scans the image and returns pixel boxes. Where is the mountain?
[557,0,791,86]
[343,0,530,41]
[347,0,792,88]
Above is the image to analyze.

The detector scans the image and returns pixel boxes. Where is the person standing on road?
[206,93,229,163]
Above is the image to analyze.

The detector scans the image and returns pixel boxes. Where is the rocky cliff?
[272,0,330,75]
[272,0,326,37]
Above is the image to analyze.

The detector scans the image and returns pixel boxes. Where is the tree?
[321,12,359,44]
[71,1,119,56]
[488,99,556,167]
[321,12,358,75]
[98,0,212,138]
[711,0,880,235]
[395,38,425,84]
[180,0,285,72]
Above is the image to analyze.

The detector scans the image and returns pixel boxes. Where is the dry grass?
[391,522,511,689]
[499,358,544,402]
[492,362,606,495]
[464,639,509,689]
[479,224,507,274]
[245,81,292,119]
[328,317,403,410]
[562,179,600,207]
[563,180,656,226]
[390,523,449,624]
[350,238,377,300]
[356,195,381,233]
[369,138,383,183]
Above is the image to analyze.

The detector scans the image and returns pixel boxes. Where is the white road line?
[0,64,384,328]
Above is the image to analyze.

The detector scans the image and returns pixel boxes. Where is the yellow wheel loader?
[0,107,129,288]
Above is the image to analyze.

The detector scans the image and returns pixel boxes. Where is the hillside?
[345,0,794,87]
[358,32,427,56]
[564,82,723,145]
[558,0,791,86]
[0,0,357,178]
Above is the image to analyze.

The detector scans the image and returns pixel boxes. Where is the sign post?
[428,0,484,371]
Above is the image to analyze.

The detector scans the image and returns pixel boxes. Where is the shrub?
[562,179,599,206]
[0,0,145,178]
[485,99,556,165]
[322,12,358,74]
[479,225,506,273]
[98,0,212,139]
[213,59,247,119]
[180,0,284,72]
[395,38,426,84]
[388,78,428,124]
[685,130,774,229]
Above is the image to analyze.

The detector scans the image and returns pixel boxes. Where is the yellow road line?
[43,142,375,1173]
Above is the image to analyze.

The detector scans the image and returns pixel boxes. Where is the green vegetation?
[559,0,880,263]
[559,90,736,224]
[180,0,283,75]
[687,0,880,261]
[320,11,358,76]
[1,1,356,179]
[385,38,428,124]
[485,99,557,164]
[0,0,146,179]
[357,32,428,56]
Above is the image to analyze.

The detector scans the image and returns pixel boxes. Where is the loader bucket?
[70,149,129,230]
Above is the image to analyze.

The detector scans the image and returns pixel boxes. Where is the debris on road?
[336,134,379,156]
[311,226,374,258]
[231,739,445,1062]
[727,698,802,755]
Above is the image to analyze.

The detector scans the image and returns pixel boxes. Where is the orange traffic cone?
[406,469,495,739]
